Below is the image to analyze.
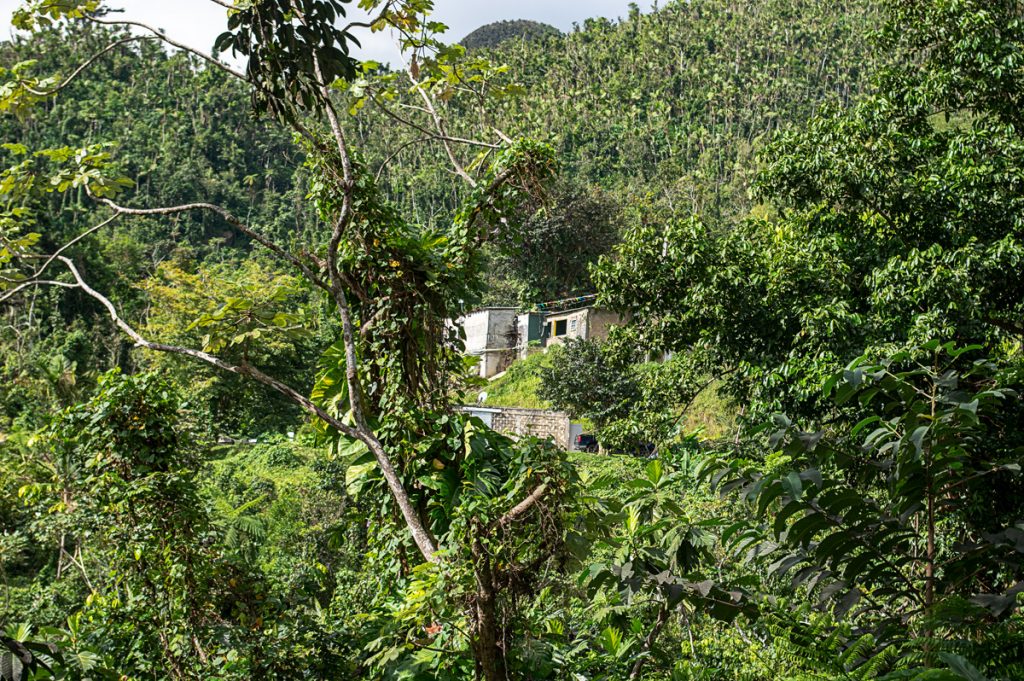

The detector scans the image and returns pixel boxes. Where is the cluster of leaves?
[215,0,359,119]
[1,618,113,681]
[699,342,1024,673]
[10,1,99,31]
[582,0,1024,675]
[579,459,752,675]
[141,258,330,434]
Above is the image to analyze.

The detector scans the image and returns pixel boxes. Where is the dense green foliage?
[700,343,1024,674]
[0,24,320,438]
[0,0,1022,679]
[598,0,1024,422]
[591,0,1024,674]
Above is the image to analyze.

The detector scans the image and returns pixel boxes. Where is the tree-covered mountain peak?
[460,19,562,50]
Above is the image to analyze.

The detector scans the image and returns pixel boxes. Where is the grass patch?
[570,450,646,488]
[478,351,554,409]
[681,380,738,441]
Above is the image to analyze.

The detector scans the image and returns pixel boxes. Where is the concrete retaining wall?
[460,406,572,450]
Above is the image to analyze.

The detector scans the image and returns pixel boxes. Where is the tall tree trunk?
[472,538,506,681]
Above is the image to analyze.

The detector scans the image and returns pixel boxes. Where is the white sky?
[0,0,645,65]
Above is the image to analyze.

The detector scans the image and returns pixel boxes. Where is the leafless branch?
[59,545,95,592]
[48,255,369,450]
[24,36,152,97]
[404,61,476,187]
[370,94,501,150]
[86,16,247,82]
[375,135,433,182]
[340,0,398,35]
[629,604,671,680]
[0,279,76,305]
[89,194,332,295]
[29,212,121,280]
[985,314,1024,338]
[494,484,548,529]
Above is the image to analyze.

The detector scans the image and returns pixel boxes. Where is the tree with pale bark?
[0,1,575,677]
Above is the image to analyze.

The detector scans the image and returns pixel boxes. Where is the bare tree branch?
[54,255,348,431]
[29,212,121,279]
[494,484,548,528]
[404,61,477,187]
[86,16,247,82]
[339,0,398,35]
[370,94,501,150]
[629,605,671,680]
[43,254,440,563]
[24,36,152,98]
[376,135,433,182]
[985,314,1024,338]
[89,194,333,295]
[0,279,76,305]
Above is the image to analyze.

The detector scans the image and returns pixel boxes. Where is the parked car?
[574,433,599,453]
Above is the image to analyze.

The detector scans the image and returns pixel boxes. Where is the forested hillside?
[344,0,882,304]
[1,0,1022,679]
[355,0,882,225]
[0,26,323,435]
[0,0,884,434]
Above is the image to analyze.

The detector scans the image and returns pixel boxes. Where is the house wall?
[460,406,572,449]
[544,307,625,347]
[461,308,519,377]
[459,307,624,375]
[544,308,591,347]
[461,308,518,354]
[462,310,489,354]
[478,349,515,379]
[586,308,624,342]
[492,408,571,449]
[516,313,544,359]
[485,308,518,350]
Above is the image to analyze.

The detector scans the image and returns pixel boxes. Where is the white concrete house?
[459,307,519,378]
[455,303,626,378]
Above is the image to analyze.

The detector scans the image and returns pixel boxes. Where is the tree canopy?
[0,0,1022,679]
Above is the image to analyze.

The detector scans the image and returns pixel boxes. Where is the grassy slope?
[478,351,554,409]
[682,381,738,441]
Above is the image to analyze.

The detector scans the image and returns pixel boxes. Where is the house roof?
[544,306,594,320]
